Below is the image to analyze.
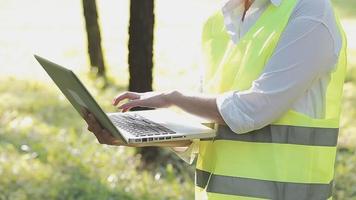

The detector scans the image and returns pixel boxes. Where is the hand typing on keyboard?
[111,91,224,125]
[112,91,174,112]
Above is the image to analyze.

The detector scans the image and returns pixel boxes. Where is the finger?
[88,125,104,141]
[83,115,90,124]
[113,92,138,106]
[118,99,145,110]
[88,114,103,133]
[112,92,140,106]
[112,140,125,146]
[85,115,106,143]
[84,111,95,132]
[81,108,88,117]
[90,128,106,144]
[88,113,98,124]
[96,136,106,144]
[91,125,102,135]
[122,107,132,113]
[82,110,90,122]
[100,129,118,145]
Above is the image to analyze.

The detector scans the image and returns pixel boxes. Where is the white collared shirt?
[174,0,342,163]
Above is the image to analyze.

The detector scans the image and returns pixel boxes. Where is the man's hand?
[82,109,126,146]
[112,90,224,125]
[82,109,192,147]
[112,91,176,112]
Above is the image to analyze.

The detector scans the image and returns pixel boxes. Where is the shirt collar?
[222,0,282,13]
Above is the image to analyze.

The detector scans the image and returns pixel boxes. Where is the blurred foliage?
[331,0,356,18]
[334,81,356,199]
[0,78,194,200]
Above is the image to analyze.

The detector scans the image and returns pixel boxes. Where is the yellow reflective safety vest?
[196,0,347,199]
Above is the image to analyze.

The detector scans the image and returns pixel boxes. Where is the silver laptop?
[34,55,216,144]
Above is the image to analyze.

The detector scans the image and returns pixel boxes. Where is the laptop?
[34,55,216,144]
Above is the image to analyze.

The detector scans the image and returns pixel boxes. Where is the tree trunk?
[82,0,106,77]
[128,0,154,92]
[128,0,158,166]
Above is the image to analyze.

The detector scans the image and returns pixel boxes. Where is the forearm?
[167,91,225,125]
[135,91,224,148]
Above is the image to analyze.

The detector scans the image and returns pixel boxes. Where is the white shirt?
[174,0,342,163]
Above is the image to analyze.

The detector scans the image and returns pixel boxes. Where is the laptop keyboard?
[110,113,176,137]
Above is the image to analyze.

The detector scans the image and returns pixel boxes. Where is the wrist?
[165,90,182,107]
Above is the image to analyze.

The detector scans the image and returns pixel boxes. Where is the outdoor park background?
[0,0,355,199]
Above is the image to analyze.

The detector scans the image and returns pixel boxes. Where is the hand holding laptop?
[83,91,195,147]
[82,109,193,147]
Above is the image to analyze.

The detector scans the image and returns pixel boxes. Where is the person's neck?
[245,0,253,9]
[242,0,253,21]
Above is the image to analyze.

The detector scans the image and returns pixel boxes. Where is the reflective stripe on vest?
[202,124,338,146]
[197,0,347,198]
[196,169,333,200]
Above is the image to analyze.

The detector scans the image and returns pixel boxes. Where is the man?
[84,0,347,199]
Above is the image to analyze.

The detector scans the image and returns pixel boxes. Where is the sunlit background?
[0,0,356,199]
[0,0,221,90]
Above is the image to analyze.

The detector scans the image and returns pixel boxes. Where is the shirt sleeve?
[216,16,338,134]
[170,139,200,164]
